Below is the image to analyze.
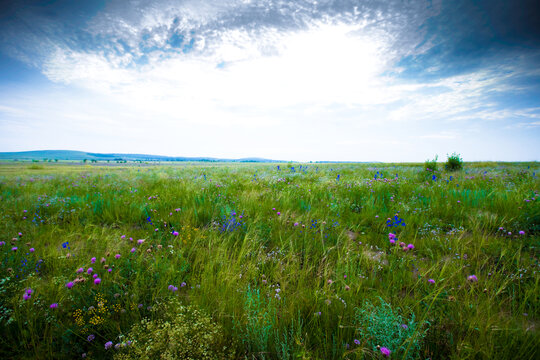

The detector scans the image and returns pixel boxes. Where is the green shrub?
[424,155,438,172]
[444,152,463,171]
[354,298,429,360]
[114,301,234,360]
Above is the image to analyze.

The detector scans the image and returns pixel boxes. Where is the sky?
[0,0,539,162]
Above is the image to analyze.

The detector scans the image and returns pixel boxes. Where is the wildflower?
[91,257,96,264]
[121,235,126,239]
[380,347,391,357]
[104,341,113,350]
[87,334,95,342]
[115,254,121,259]
[26,288,32,295]
[29,248,35,252]
[138,304,143,309]
[115,343,121,350]
[0,241,4,246]
[354,339,360,345]
[12,247,18,251]
[272,208,276,211]
[467,275,478,282]
[50,303,58,309]
[94,278,101,285]
[401,324,408,329]
[181,282,186,287]
[519,231,525,235]
[137,239,145,245]
[345,285,350,291]
[93,274,98,279]
[66,282,74,289]
[172,231,179,236]
[388,233,396,240]
[23,293,31,301]
[87,268,93,274]
[508,232,512,235]
[76,267,84,274]
[168,285,178,292]
[82,353,86,358]
[107,268,112,273]
[428,279,435,284]
[131,247,136,253]
[407,244,414,250]
[327,279,333,285]
[294,222,299,227]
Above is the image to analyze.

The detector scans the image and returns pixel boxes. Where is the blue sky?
[0,0,539,161]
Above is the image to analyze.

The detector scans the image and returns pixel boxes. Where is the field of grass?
[0,161,538,359]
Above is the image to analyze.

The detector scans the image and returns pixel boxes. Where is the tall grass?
[0,162,538,359]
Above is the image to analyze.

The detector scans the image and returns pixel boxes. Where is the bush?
[114,301,234,360]
[444,152,463,171]
[424,155,438,172]
[354,298,429,360]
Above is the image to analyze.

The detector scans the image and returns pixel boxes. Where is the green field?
[0,162,538,359]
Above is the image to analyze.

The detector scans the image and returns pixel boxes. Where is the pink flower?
[23,293,31,301]
[93,274,98,279]
[94,278,101,285]
[76,268,84,274]
[115,254,121,259]
[131,247,136,253]
[87,268,93,274]
[277,212,281,216]
[380,347,391,357]
[389,239,395,244]
[519,231,525,235]
[121,235,126,239]
[388,233,396,240]
[428,279,435,284]
[172,231,179,236]
[50,303,58,309]
[66,282,74,289]
[29,248,35,252]
[407,244,414,250]
[91,257,96,264]
[467,275,478,282]
[137,239,145,245]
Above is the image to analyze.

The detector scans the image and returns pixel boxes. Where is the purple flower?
[66,282,74,289]
[172,231,179,236]
[121,235,126,239]
[0,241,5,246]
[388,233,396,240]
[23,293,31,301]
[93,274,98,279]
[519,230,525,235]
[467,275,478,282]
[380,347,391,357]
[115,254,121,259]
[407,244,414,250]
[50,303,58,309]
[94,278,101,285]
[294,222,299,226]
[12,247,18,251]
[401,324,408,329]
[26,288,33,295]
[137,239,145,244]
[181,282,186,287]
[131,247,136,253]
[353,339,360,345]
[104,341,113,350]
[91,257,96,264]
[76,267,84,274]
[168,285,178,292]
[29,248,35,253]
[428,279,435,284]
[277,212,281,216]
[87,334,95,342]
[87,268,93,274]
[108,268,112,273]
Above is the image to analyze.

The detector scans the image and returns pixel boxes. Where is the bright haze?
[1,0,539,162]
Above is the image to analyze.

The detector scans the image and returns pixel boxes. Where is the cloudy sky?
[0,0,539,161]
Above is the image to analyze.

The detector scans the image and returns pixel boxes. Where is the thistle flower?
[94,278,101,285]
[519,230,525,235]
[172,231,179,236]
[66,281,74,289]
[353,339,360,345]
[76,267,84,274]
[91,257,96,264]
[467,275,478,282]
[407,244,415,250]
[115,254,121,259]
[380,347,391,357]
[428,279,435,284]
[87,334,95,342]
[131,247,136,253]
[104,341,113,350]
[50,303,58,309]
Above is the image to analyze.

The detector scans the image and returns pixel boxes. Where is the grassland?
[0,161,538,359]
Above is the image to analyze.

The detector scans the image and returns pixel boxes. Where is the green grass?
[0,162,538,359]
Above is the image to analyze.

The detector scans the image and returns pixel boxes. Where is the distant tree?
[55,159,58,162]
[83,159,88,163]
[424,155,438,172]
[445,152,463,171]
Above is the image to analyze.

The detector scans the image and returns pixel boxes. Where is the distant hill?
[0,150,283,162]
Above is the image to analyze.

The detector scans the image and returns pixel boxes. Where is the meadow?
[0,161,538,359]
